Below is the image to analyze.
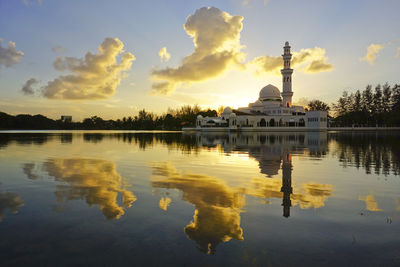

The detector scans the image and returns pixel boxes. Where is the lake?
[0,131,399,266]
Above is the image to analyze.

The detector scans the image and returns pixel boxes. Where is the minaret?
[281,41,293,107]
[281,152,293,218]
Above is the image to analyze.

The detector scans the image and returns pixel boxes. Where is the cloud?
[159,197,171,211]
[41,158,136,219]
[360,43,384,65]
[0,191,24,222]
[23,163,39,179]
[293,97,310,107]
[151,162,244,254]
[52,45,66,53]
[292,183,333,209]
[151,7,245,94]
[0,38,24,69]
[158,47,171,62]
[248,178,333,209]
[249,46,333,75]
[42,37,135,100]
[242,0,269,6]
[21,77,38,95]
[22,0,43,6]
[396,46,400,58]
[359,194,383,212]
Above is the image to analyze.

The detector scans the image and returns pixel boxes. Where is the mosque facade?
[193,42,328,131]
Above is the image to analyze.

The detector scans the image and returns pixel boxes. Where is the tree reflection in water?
[2,131,399,176]
[331,132,400,176]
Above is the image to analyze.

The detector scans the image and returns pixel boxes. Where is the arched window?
[269,118,275,127]
[299,118,305,127]
[260,118,266,127]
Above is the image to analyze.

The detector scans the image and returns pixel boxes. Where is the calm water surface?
[0,131,399,266]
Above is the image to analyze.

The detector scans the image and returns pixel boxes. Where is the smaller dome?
[223,106,232,114]
[285,41,289,46]
[252,100,263,107]
[197,115,203,119]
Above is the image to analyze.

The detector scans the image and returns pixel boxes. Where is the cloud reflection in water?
[152,159,334,254]
[359,194,383,212]
[152,162,245,254]
[41,158,136,219]
[0,191,24,222]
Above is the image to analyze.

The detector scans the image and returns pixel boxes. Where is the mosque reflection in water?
[194,132,330,218]
[152,132,333,253]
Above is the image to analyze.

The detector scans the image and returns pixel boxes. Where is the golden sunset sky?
[0,0,399,120]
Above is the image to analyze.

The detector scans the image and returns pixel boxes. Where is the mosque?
[192,42,328,131]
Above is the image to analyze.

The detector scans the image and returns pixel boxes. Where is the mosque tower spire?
[281,41,293,107]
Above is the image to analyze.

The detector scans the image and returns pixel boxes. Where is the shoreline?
[182,127,400,132]
[1,127,400,133]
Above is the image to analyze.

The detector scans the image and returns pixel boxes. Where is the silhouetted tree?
[392,84,400,112]
[382,83,392,113]
[373,84,383,115]
[362,85,373,113]
[353,90,362,112]
[307,100,330,111]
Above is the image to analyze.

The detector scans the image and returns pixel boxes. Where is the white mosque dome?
[197,114,203,119]
[223,106,233,114]
[259,84,281,101]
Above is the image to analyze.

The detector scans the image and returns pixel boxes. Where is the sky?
[0,0,399,120]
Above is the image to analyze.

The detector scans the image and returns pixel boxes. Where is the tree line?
[1,83,399,130]
[305,83,400,127]
[330,83,400,127]
[0,105,217,130]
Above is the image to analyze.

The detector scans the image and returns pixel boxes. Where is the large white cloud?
[249,46,334,75]
[43,37,135,100]
[360,43,384,65]
[151,7,245,94]
[0,38,24,69]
